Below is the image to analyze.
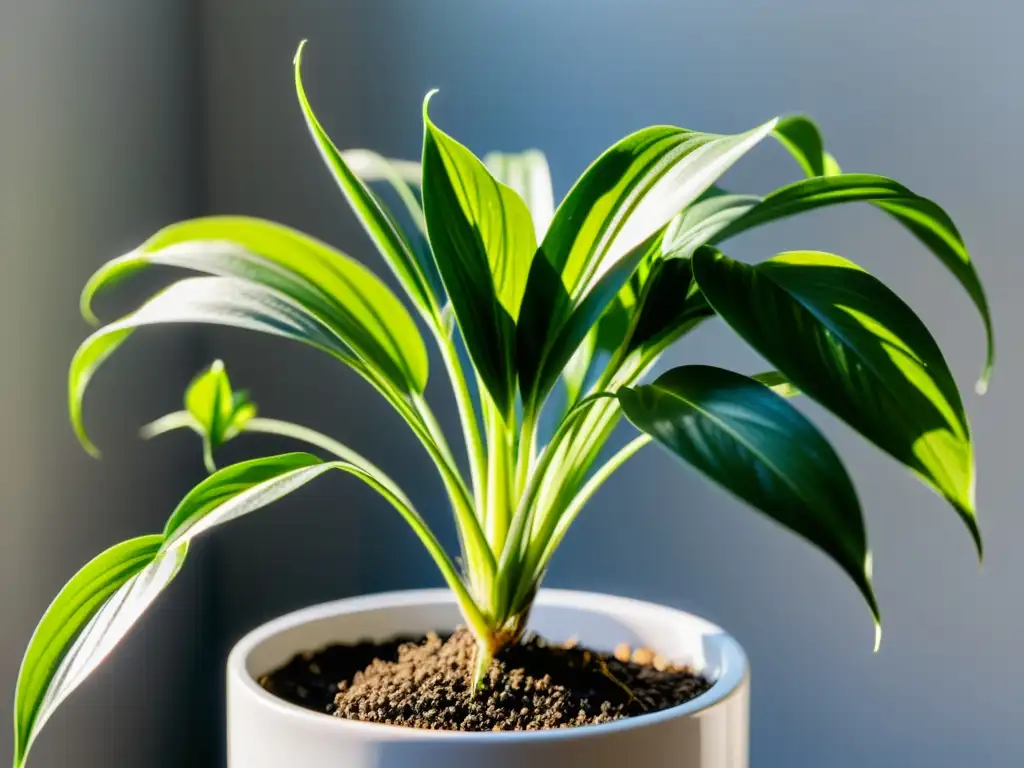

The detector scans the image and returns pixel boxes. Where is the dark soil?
[260,628,712,731]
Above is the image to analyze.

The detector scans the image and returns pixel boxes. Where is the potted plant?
[12,41,992,768]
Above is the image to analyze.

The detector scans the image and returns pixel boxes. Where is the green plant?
[12,41,992,767]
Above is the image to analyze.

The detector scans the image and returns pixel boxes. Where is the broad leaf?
[422,94,537,415]
[13,536,187,768]
[619,364,878,637]
[70,276,360,456]
[517,118,778,412]
[484,149,556,241]
[692,248,980,553]
[81,217,429,396]
[666,173,993,391]
[294,42,441,316]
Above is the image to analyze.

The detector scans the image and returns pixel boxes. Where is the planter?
[228,588,749,767]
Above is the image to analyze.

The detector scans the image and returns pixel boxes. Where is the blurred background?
[2,0,1020,765]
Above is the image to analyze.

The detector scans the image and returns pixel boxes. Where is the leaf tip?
[293,39,308,67]
[873,620,882,653]
[975,374,990,396]
[422,89,440,123]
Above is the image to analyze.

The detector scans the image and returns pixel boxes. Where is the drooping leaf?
[13,536,187,768]
[665,173,993,391]
[81,217,429,396]
[421,93,537,415]
[692,248,980,554]
[772,114,842,177]
[70,276,362,456]
[517,118,778,412]
[294,42,442,316]
[484,149,556,240]
[618,364,878,639]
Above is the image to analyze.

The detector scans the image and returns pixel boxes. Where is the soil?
[260,628,712,731]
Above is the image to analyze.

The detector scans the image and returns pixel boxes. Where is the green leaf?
[182,360,257,471]
[484,149,555,240]
[70,276,361,456]
[81,217,429,396]
[621,255,714,359]
[155,453,487,637]
[294,42,441,316]
[13,536,187,768]
[772,114,842,177]
[751,370,800,398]
[421,93,537,415]
[618,364,878,641]
[517,118,778,412]
[692,248,980,555]
[666,174,993,392]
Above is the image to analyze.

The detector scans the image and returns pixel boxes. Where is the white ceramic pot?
[227,589,749,767]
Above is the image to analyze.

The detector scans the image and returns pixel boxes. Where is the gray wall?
[0,2,215,766]
[3,1,1020,766]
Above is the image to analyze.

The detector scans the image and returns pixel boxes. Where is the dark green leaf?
[622,255,713,358]
[421,94,537,415]
[13,536,187,768]
[517,119,777,412]
[665,173,993,392]
[692,248,980,554]
[618,364,878,639]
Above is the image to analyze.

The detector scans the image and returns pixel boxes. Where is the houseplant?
[12,39,992,767]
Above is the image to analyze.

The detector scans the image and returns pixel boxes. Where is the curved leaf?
[517,118,778,412]
[693,248,980,554]
[82,216,429,396]
[618,364,878,638]
[70,276,359,456]
[294,42,441,316]
[666,173,993,391]
[484,149,555,241]
[772,114,842,177]
[13,536,187,768]
[622,255,714,358]
[422,93,537,415]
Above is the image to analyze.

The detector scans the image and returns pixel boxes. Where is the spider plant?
[12,41,991,768]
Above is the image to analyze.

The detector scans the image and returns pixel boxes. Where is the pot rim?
[228,588,748,742]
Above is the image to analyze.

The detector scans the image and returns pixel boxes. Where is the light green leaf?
[81,216,429,396]
[13,536,187,768]
[294,42,441,316]
[421,93,537,415]
[517,118,778,413]
[772,114,842,177]
[182,360,257,471]
[618,364,878,640]
[751,370,800,398]
[70,276,360,456]
[692,248,980,554]
[484,149,555,241]
[155,453,486,636]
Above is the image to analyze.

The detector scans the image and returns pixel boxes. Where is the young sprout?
[12,41,990,768]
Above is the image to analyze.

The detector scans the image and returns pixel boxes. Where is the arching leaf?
[618,364,878,640]
[13,536,187,768]
[81,217,429,396]
[518,118,778,413]
[70,276,361,456]
[692,248,979,555]
[294,42,441,316]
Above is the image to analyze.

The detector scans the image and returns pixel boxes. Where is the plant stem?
[484,399,513,555]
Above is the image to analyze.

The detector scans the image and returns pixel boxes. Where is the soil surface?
[260,628,711,731]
